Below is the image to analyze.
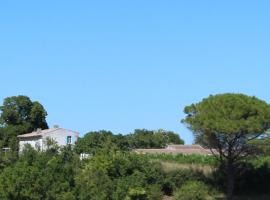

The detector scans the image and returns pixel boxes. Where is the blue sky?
[0,1,270,144]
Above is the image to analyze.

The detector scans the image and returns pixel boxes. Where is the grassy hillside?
[142,153,270,200]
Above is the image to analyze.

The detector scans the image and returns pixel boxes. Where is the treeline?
[0,95,189,200]
[0,96,184,153]
[0,94,270,199]
[0,144,220,200]
[1,143,269,200]
[74,129,184,154]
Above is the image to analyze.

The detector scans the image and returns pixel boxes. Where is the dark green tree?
[161,130,184,145]
[0,161,42,200]
[0,145,80,200]
[128,129,184,149]
[0,95,48,129]
[75,129,184,155]
[74,130,120,154]
[182,93,270,200]
[0,95,48,150]
[75,151,164,200]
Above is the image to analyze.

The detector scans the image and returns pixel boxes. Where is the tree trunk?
[227,161,235,200]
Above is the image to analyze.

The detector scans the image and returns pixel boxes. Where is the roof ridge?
[42,127,60,135]
[17,127,79,138]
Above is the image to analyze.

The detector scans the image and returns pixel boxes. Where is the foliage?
[75,129,184,155]
[0,137,269,200]
[145,153,217,166]
[147,185,163,200]
[0,94,269,199]
[0,95,48,151]
[249,137,270,156]
[75,168,112,200]
[75,151,164,200]
[162,168,210,196]
[0,95,48,129]
[145,153,269,169]
[127,129,184,149]
[0,150,17,170]
[183,93,270,199]
[0,162,41,200]
[249,156,270,168]
[0,145,80,200]
[174,181,216,200]
[74,130,122,154]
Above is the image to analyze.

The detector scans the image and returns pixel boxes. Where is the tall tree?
[182,93,270,200]
[0,95,48,150]
[0,95,48,129]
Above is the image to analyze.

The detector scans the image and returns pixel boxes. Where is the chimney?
[37,128,42,134]
[53,125,59,128]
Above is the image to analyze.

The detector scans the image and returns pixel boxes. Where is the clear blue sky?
[0,1,270,144]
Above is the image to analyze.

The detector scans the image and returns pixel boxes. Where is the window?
[67,136,72,144]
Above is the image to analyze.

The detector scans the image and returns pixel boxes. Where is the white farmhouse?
[17,125,79,152]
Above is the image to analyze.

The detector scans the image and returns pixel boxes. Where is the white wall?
[19,137,42,152]
[19,129,79,152]
[43,129,79,149]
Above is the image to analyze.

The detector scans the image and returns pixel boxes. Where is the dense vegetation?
[183,93,270,199]
[74,129,184,154]
[145,153,218,166]
[0,94,269,200]
[1,145,269,200]
[0,95,48,151]
[0,144,211,200]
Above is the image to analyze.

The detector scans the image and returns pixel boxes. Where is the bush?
[147,185,163,200]
[58,192,76,200]
[124,187,147,200]
[76,151,164,200]
[174,181,215,200]
[162,169,209,196]
[75,169,113,200]
[235,162,270,195]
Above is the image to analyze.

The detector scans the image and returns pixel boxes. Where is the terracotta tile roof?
[134,145,215,155]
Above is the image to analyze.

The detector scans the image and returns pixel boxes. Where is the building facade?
[17,126,79,152]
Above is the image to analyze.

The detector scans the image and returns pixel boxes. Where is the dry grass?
[160,161,270,200]
[160,161,215,175]
[163,196,173,200]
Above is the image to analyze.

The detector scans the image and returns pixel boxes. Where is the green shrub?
[76,151,165,200]
[147,185,163,200]
[124,187,147,200]
[75,169,113,200]
[174,181,215,200]
[249,156,270,168]
[57,192,76,200]
[162,169,208,195]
